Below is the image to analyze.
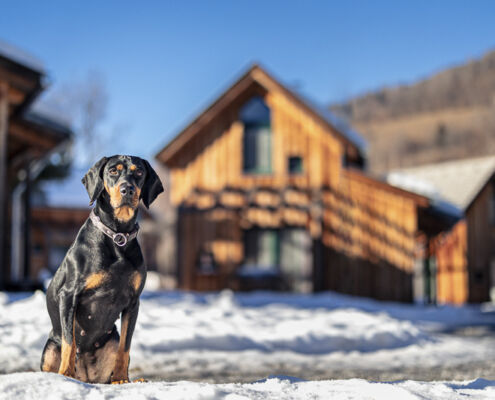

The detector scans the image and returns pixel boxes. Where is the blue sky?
[1,1,495,163]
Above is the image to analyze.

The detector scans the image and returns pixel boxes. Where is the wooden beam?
[9,121,58,150]
[0,65,39,94]
[0,82,8,288]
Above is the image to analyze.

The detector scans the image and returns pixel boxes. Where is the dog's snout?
[119,183,135,197]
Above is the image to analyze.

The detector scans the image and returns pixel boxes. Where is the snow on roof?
[0,39,45,74]
[387,155,495,211]
[25,100,73,136]
[33,167,90,208]
[295,91,368,154]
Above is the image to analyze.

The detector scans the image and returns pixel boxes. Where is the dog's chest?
[84,267,143,298]
[77,268,144,330]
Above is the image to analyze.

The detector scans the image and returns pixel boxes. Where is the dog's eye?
[135,169,143,177]
[109,167,118,175]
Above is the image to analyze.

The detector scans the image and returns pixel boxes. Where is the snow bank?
[1,372,494,400]
[0,290,432,373]
[1,290,494,379]
[135,290,432,354]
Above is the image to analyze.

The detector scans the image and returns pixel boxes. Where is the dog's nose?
[120,184,135,197]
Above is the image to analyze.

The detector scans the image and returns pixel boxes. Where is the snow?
[1,289,495,398]
[1,373,495,400]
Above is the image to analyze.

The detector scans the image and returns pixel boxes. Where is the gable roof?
[387,155,495,212]
[0,39,45,75]
[155,64,367,164]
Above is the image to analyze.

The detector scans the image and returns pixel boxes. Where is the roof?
[156,64,367,163]
[295,91,367,153]
[24,100,73,138]
[33,167,90,209]
[387,155,495,212]
[0,41,72,145]
[344,169,430,207]
[0,39,45,74]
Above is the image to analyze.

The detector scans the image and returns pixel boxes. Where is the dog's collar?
[89,210,139,247]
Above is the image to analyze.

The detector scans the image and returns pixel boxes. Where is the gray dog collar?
[89,210,139,247]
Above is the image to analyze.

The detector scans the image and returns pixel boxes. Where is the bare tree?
[43,70,114,165]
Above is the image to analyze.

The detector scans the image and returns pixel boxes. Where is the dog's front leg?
[58,289,78,377]
[111,300,139,384]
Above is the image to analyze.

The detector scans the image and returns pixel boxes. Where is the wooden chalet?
[155,64,456,302]
[0,42,72,289]
[389,156,495,304]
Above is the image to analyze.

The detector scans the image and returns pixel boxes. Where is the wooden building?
[155,64,456,302]
[389,156,495,304]
[0,42,72,289]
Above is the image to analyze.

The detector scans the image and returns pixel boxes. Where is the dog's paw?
[59,368,76,378]
[132,378,148,383]
[111,379,129,384]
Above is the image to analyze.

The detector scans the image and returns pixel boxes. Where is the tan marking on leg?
[85,272,107,290]
[131,272,142,292]
[111,314,130,383]
[58,316,76,377]
[41,343,61,372]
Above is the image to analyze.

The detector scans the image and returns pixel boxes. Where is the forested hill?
[330,50,495,173]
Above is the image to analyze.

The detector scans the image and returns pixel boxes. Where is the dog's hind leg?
[40,337,61,373]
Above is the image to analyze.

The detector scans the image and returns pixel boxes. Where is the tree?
[42,70,114,166]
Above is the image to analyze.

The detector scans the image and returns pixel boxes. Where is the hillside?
[331,50,495,174]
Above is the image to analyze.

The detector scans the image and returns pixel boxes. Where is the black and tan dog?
[40,155,163,384]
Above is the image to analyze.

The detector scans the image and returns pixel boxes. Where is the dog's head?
[82,155,164,222]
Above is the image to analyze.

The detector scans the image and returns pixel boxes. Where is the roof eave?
[155,64,367,165]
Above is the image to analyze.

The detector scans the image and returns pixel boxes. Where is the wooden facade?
[0,44,72,289]
[434,220,468,304]
[155,65,457,302]
[389,158,495,304]
[464,178,495,303]
[30,207,89,281]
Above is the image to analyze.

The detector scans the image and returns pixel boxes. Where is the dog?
[40,155,163,384]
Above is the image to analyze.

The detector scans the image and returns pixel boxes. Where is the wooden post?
[23,166,32,280]
[0,83,8,289]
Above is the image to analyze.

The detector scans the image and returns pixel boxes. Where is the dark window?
[197,246,216,275]
[240,97,272,174]
[288,156,303,174]
[244,229,279,268]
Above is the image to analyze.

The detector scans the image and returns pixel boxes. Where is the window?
[244,229,279,268]
[240,97,272,174]
[288,156,303,174]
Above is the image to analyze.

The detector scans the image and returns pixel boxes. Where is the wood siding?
[466,182,495,302]
[169,89,344,205]
[435,221,468,304]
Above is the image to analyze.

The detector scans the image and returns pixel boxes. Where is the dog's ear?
[82,157,109,206]
[141,159,164,209]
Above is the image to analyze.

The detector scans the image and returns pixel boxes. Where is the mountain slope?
[331,50,495,173]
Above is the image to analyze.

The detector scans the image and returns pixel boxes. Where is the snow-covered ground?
[1,289,495,398]
[1,373,495,400]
